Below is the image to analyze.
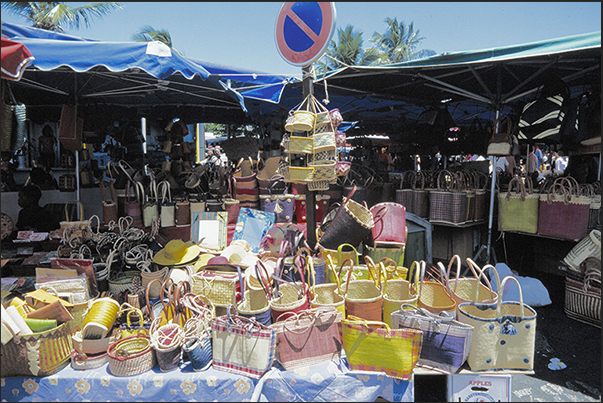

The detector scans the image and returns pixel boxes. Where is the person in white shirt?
[554,151,568,175]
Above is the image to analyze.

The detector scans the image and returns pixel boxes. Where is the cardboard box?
[447,374,511,402]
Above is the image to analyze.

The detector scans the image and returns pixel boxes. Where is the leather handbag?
[158,180,175,228]
[175,197,191,226]
[99,181,118,226]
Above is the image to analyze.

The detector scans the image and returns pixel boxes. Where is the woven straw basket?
[339,258,382,321]
[108,334,156,376]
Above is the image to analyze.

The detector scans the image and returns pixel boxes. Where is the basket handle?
[337,243,359,266]
[64,199,85,222]
[344,315,392,335]
[496,275,525,318]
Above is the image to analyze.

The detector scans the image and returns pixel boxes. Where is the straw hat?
[153,240,201,266]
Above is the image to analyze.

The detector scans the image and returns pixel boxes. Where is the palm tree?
[132,25,173,48]
[1,2,123,32]
[317,24,381,73]
[371,18,433,64]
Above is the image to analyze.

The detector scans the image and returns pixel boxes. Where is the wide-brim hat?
[153,240,201,266]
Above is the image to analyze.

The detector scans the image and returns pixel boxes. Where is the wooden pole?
[302,65,317,248]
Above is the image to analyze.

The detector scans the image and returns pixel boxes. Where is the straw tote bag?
[158,180,175,228]
[564,256,601,328]
[317,185,375,250]
[341,315,422,380]
[310,256,346,317]
[445,255,498,306]
[369,202,406,247]
[538,176,591,241]
[99,180,118,226]
[233,157,261,210]
[412,170,431,219]
[211,311,276,379]
[417,260,457,316]
[391,304,474,374]
[382,259,420,327]
[395,171,415,214]
[236,262,272,326]
[458,276,537,371]
[498,176,539,234]
[270,306,342,371]
[268,257,311,323]
[339,258,383,321]
[429,170,468,225]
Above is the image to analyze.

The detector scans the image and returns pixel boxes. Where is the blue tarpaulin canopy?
[0,22,266,124]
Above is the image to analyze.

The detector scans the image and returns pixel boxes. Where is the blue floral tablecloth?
[1,357,413,402]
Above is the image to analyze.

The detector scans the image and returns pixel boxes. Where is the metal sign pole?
[303,65,317,248]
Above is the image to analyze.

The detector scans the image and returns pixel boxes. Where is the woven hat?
[153,240,201,266]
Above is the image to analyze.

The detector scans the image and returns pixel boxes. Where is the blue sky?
[2,2,601,78]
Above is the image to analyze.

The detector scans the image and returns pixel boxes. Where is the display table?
[1,356,413,402]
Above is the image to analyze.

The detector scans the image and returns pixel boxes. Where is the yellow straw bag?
[291,94,316,132]
[309,254,345,317]
[417,260,457,316]
[381,259,419,327]
[446,256,498,306]
[286,135,314,154]
[286,166,315,182]
[339,258,383,321]
[341,315,423,380]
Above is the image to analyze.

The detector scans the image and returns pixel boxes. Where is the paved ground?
[408,267,602,402]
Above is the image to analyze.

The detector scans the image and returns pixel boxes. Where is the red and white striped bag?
[210,311,276,379]
[270,307,342,370]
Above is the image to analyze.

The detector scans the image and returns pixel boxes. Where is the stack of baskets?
[280,94,340,191]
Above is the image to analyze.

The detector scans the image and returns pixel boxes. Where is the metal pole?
[485,109,501,264]
[302,65,317,248]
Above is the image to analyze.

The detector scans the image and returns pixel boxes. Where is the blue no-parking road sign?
[275,2,336,67]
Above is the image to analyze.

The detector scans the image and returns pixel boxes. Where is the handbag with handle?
[538,176,590,241]
[267,257,311,323]
[318,185,375,250]
[233,157,260,210]
[99,180,118,226]
[498,176,539,234]
[487,115,514,156]
[142,178,159,228]
[381,258,419,327]
[339,257,383,321]
[418,260,457,316]
[395,171,415,214]
[59,199,90,230]
[260,175,295,223]
[429,170,468,225]
[211,310,276,379]
[391,303,474,374]
[458,275,537,371]
[445,256,498,306]
[158,180,175,228]
[270,306,342,371]
[369,202,406,247]
[341,315,422,380]
[125,180,143,227]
